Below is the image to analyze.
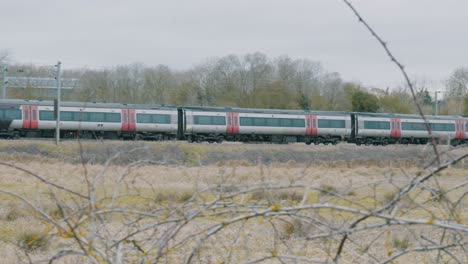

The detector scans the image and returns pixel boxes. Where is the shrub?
[276,218,311,239]
[392,235,410,250]
[4,204,28,221]
[154,190,194,203]
[17,231,49,252]
[383,191,396,205]
[250,190,270,201]
[429,188,446,202]
[320,184,337,196]
[277,191,303,202]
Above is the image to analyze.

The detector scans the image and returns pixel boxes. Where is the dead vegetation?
[0,140,466,263]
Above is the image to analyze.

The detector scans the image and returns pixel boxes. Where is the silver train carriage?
[0,99,178,140]
[182,107,351,144]
[353,113,467,146]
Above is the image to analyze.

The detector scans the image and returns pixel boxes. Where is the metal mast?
[55,61,61,145]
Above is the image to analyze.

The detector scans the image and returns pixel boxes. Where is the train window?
[194,116,211,125]
[105,113,121,122]
[266,118,280,127]
[74,112,89,122]
[194,115,226,125]
[401,122,454,131]
[430,123,455,131]
[402,122,424,130]
[61,111,73,121]
[253,118,267,126]
[137,113,170,124]
[137,114,152,123]
[240,117,253,126]
[39,110,54,121]
[212,116,226,125]
[4,109,22,120]
[89,112,105,122]
[292,119,305,127]
[318,119,345,128]
[32,110,37,120]
[466,122,468,132]
[279,118,291,127]
[239,117,304,127]
[364,121,390,130]
[153,114,171,124]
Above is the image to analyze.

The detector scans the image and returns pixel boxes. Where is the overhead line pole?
[1,65,6,99]
[55,61,61,145]
[434,91,441,116]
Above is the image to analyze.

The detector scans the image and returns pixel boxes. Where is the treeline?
[3,52,468,115]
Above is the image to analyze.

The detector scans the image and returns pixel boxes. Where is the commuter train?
[0,99,467,146]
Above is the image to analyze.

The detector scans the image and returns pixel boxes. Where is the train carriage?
[0,99,24,138]
[182,106,351,144]
[354,113,467,145]
[353,113,393,145]
[312,112,351,144]
[134,107,178,140]
[0,99,179,140]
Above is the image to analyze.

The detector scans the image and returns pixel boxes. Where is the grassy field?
[0,140,466,263]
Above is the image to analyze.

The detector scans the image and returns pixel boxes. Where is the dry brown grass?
[0,141,466,263]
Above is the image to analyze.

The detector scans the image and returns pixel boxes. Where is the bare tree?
[0,49,12,64]
[142,65,174,104]
[446,67,468,97]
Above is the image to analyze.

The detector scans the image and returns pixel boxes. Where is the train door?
[121,109,129,131]
[226,112,239,134]
[350,113,357,139]
[305,115,311,136]
[232,112,239,134]
[22,105,30,129]
[30,105,38,129]
[390,118,401,138]
[128,109,136,131]
[456,120,465,139]
[226,113,233,134]
[311,115,317,135]
[305,115,317,136]
[177,108,184,140]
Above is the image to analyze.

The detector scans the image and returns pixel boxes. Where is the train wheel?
[365,139,372,146]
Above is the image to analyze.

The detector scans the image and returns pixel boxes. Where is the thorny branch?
[341,0,440,165]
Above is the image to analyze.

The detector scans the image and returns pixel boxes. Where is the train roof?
[0,99,177,110]
[356,112,466,120]
[181,106,350,116]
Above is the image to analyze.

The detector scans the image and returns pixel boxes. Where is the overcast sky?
[1,0,467,91]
